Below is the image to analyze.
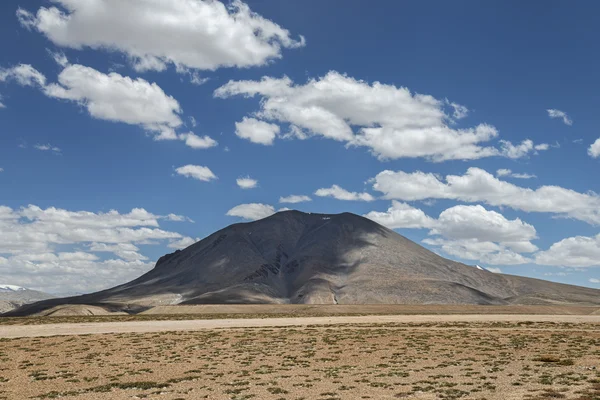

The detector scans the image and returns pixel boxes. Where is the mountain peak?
[0,284,26,292]
[5,212,600,316]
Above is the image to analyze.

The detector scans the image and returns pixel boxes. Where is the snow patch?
[0,284,26,291]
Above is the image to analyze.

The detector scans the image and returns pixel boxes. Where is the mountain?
[5,211,600,316]
[0,284,55,314]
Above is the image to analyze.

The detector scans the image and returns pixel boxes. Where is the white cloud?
[547,109,572,125]
[499,139,548,159]
[0,204,191,294]
[236,177,258,189]
[178,132,218,149]
[279,195,312,204]
[44,64,182,139]
[189,116,197,128]
[496,169,511,177]
[486,267,502,273]
[34,143,61,153]
[433,205,537,246]
[235,117,280,145]
[372,167,600,225]
[166,213,191,222]
[18,0,304,72]
[367,202,537,265]
[88,242,146,261]
[188,71,210,86]
[167,236,198,249]
[423,237,532,265]
[0,64,46,87]
[511,173,537,179]
[226,203,276,221]
[446,100,469,120]
[1,63,189,141]
[4,63,220,145]
[495,169,536,179]
[48,49,69,67]
[215,72,546,162]
[0,168,4,172]
[315,184,375,202]
[175,164,217,182]
[535,234,600,267]
[364,201,436,229]
[589,138,600,158]
[590,278,599,283]
[544,272,569,277]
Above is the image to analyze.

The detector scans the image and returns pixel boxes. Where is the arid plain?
[1,306,599,400]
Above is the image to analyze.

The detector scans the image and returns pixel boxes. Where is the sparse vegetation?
[0,319,598,399]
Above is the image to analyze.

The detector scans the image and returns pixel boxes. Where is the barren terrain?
[0,314,599,399]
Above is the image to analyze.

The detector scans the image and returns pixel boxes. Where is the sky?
[1,0,599,295]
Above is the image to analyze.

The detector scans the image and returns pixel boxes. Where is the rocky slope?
[5,211,600,316]
[0,285,54,314]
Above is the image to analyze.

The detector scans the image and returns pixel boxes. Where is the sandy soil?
[142,304,600,315]
[0,319,598,400]
[1,314,600,338]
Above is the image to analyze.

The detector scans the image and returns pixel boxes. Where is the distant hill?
[0,285,54,314]
[5,211,600,316]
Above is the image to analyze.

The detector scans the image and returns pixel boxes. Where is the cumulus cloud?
[279,195,312,204]
[315,184,375,202]
[236,177,258,189]
[175,165,217,182]
[2,63,219,147]
[1,63,188,140]
[547,109,573,125]
[0,64,46,87]
[433,205,537,246]
[0,204,191,294]
[372,167,600,225]
[499,139,548,159]
[178,132,218,149]
[535,234,600,267]
[364,201,436,229]
[215,72,546,162]
[235,117,280,145]
[44,64,183,139]
[590,278,599,283]
[226,203,276,221]
[589,138,600,158]
[423,237,532,265]
[366,202,537,265]
[18,0,304,72]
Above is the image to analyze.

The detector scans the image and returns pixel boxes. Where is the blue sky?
[0,0,599,295]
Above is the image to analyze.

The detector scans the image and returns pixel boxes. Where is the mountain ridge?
[0,285,54,314]
[5,210,600,316]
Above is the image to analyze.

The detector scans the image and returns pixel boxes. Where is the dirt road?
[1,313,600,338]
